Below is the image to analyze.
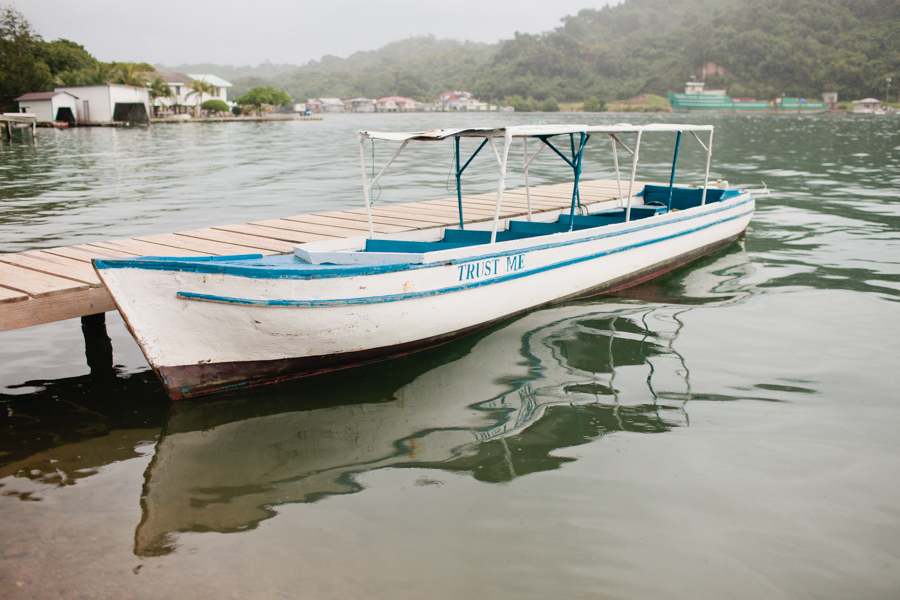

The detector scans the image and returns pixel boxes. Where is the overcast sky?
[23,0,617,67]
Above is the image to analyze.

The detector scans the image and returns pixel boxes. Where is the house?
[53,84,151,124]
[345,98,375,113]
[14,91,79,124]
[152,73,233,116]
[305,99,323,113]
[436,91,479,111]
[186,74,232,104]
[153,72,193,115]
[319,98,345,113]
[376,96,417,112]
[852,98,885,114]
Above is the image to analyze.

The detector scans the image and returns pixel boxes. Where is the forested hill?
[249,0,897,105]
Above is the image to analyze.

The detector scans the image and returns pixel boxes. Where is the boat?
[93,123,756,400]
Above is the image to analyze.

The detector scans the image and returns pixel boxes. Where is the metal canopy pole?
[700,129,714,205]
[625,131,643,222]
[522,139,547,222]
[537,132,589,230]
[487,130,512,243]
[666,131,683,212]
[455,136,490,230]
[358,134,409,237]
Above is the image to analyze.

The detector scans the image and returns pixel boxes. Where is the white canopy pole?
[521,139,546,221]
[522,138,532,221]
[488,131,512,243]
[357,133,375,237]
[610,134,623,207]
[358,136,410,237]
[700,129,714,205]
[625,131,643,222]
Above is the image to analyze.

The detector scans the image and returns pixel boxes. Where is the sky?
[22,0,617,68]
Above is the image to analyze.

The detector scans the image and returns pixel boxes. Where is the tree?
[235,86,292,116]
[583,96,606,112]
[32,38,97,75]
[147,76,172,116]
[186,78,215,116]
[0,5,52,111]
[55,70,83,86]
[113,62,148,87]
[539,97,559,112]
[82,62,114,85]
[201,99,229,114]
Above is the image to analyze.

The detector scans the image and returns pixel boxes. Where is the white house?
[345,98,375,113]
[53,84,151,124]
[436,91,480,111]
[152,73,233,116]
[14,91,79,123]
[153,72,192,115]
[319,98,345,113]
[186,74,232,103]
[376,96,418,112]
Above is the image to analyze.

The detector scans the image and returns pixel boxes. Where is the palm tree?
[114,63,149,88]
[55,70,83,86]
[147,76,172,117]
[83,63,113,85]
[186,79,215,117]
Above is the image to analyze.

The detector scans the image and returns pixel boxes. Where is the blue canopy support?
[455,136,490,230]
[538,133,589,231]
[666,131,683,211]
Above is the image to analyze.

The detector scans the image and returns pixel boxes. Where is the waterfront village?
[11,71,514,127]
[8,71,894,128]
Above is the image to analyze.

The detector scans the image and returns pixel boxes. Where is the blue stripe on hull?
[176,206,754,308]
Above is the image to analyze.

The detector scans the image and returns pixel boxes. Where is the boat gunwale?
[93,193,753,281]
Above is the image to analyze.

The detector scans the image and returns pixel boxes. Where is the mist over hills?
[161,0,900,105]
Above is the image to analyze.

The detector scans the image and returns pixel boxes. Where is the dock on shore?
[0,179,643,334]
[1,113,37,140]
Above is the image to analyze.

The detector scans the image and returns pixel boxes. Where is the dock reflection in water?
[135,243,754,557]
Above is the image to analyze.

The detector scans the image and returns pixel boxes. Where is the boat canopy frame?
[357,124,715,243]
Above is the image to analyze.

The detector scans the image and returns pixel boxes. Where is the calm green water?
[1,113,899,599]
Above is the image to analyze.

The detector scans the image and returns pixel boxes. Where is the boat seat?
[364,239,470,253]
[640,185,741,210]
[557,205,665,229]
[441,228,538,244]
[507,221,571,235]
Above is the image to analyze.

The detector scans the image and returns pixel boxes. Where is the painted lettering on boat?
[457,254,525,282]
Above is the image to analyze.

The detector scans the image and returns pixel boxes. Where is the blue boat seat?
[364,239,470,253]
[507,220,571,235]
[441,228,536,244]
[640,185,741,210]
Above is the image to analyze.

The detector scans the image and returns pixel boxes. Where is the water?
[1,113,899,599]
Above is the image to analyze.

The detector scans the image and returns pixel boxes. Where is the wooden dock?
[1,113,37,140]
[0,179,640,333]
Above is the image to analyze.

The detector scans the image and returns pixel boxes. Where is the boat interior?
[362,185,741,256]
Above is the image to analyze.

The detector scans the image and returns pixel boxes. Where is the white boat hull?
[95,193,753,399]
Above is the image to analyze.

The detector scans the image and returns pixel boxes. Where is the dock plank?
[171,230,297,253]
[214,223,337,244]
[0,251,102,286]
[0,286,28,304]
[0,261,90,297]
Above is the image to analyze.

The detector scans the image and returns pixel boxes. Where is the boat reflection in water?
[135,244,754,556]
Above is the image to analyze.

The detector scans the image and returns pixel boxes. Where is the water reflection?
[131,243,754,556]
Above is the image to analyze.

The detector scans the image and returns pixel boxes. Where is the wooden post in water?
[81,313,114,377]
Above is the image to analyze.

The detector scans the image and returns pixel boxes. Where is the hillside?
[4,0,897,112]
[215,0,898,105]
